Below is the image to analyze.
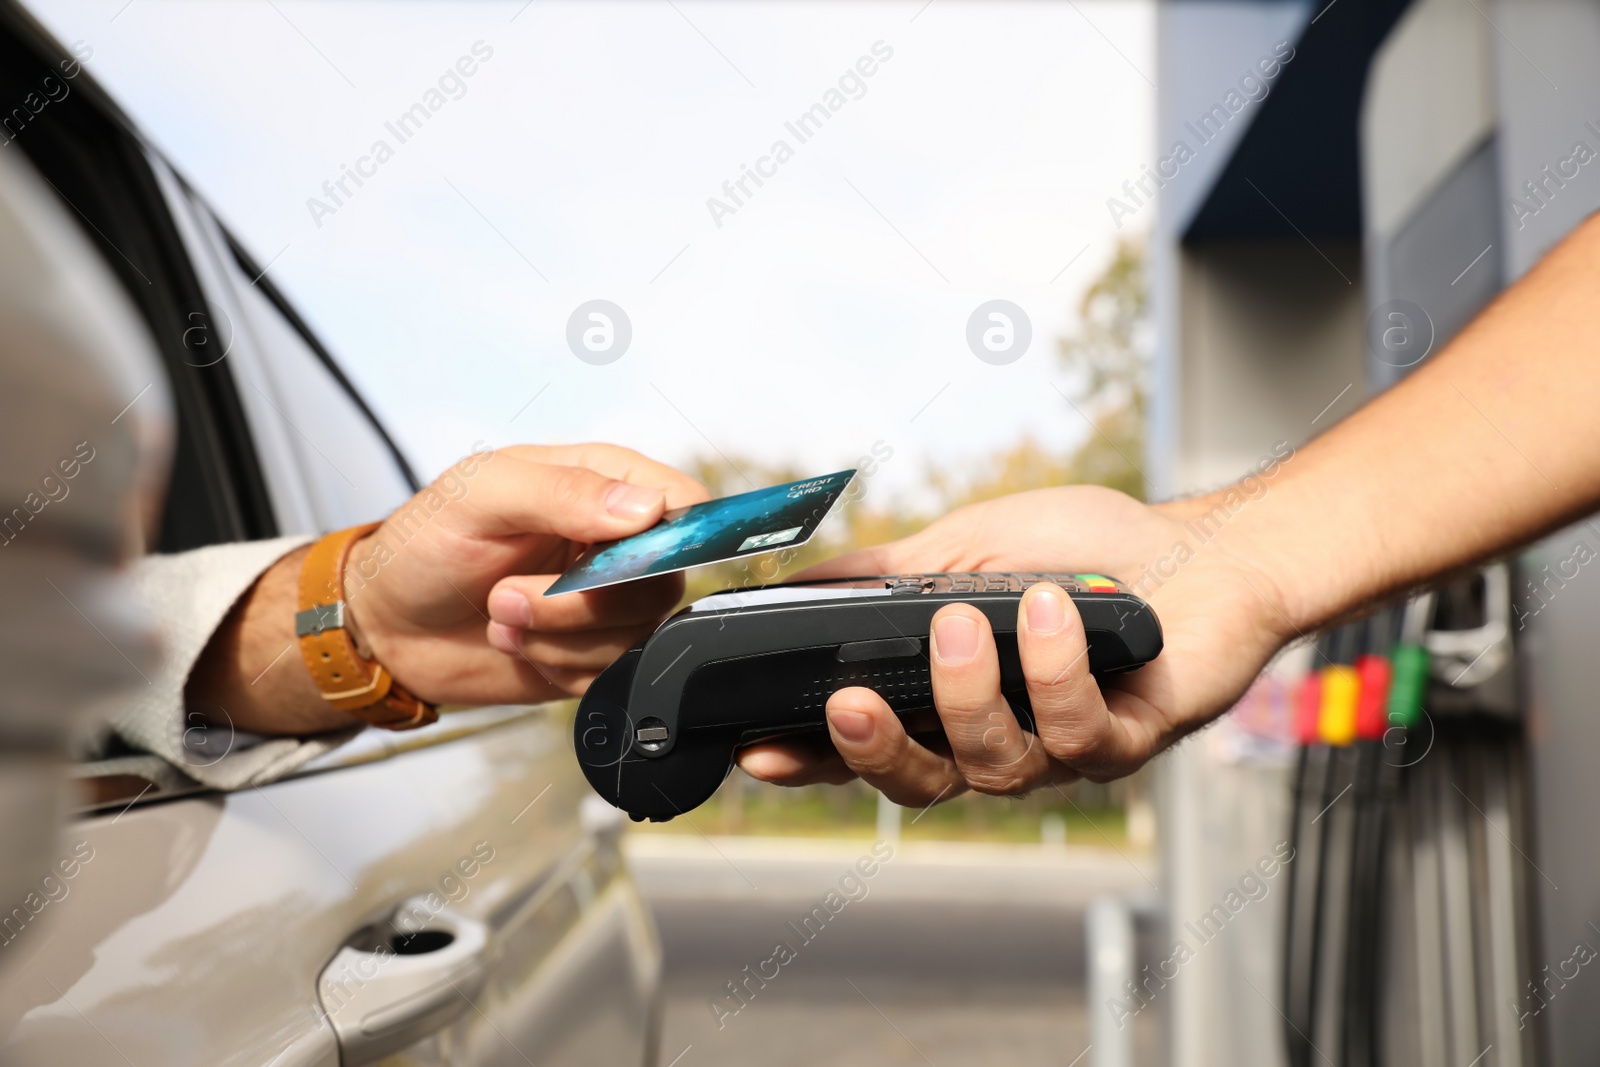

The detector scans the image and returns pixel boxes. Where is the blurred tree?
[1061,236,1150,421]
[663,240,1155,838]
[680,238,1152,601]
[930,237,1150,507]
[1052,235,1148,501]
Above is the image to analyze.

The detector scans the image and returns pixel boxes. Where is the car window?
[215,224,418,532]
[227,234,420,492]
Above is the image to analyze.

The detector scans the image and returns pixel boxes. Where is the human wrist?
[300,523,434,729]
[341,529,390,664]
[1195,468,1383,639]
[1154,485,1324,643]
[187,544,356,736]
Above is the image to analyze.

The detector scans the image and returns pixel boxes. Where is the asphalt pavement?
[626,835,1161,1067]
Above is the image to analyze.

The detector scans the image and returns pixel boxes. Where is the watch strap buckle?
[295,601,346,638]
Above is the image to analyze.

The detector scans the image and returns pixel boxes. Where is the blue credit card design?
[543,470,857,597]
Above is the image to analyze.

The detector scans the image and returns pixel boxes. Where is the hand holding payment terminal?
[575,573,1163,821]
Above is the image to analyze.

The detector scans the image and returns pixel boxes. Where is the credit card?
[543,469,857,597]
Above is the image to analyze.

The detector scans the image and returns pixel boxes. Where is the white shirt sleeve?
[109,535,363,791]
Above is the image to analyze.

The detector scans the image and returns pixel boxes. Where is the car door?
[0,6,661,1064]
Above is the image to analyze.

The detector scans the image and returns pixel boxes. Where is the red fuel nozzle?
[1295,670,1323,746]
[1354,654,1392,741]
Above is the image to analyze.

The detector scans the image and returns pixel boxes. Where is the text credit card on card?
[543,469,856,597]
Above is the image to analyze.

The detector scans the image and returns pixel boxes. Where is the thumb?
[453,454,669,543]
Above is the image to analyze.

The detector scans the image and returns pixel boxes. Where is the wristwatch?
[295,522,437,730]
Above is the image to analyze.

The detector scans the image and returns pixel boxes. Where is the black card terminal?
[574,573,1163,821]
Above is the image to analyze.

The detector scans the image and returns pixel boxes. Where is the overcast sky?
[27,0,1153,500]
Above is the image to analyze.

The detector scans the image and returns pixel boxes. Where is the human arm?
[738,211,1600,802]
[185,443,708,737]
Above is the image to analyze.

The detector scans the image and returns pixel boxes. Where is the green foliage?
[1061,236,1150,419]
[1054,235,1149,501]
[911,236,1150,510]
[635,774,1134,847]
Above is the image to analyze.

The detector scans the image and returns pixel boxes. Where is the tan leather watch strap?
[296,523,437,731]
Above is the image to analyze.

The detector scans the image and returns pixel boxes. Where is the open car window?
[178,190,419,534]
[0,7,532,810]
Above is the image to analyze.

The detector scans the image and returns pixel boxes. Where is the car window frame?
[217,225,421,495]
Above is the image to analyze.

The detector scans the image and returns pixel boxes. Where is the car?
[0,3,662,1064]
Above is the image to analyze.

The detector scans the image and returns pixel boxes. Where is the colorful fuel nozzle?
[1295,670,1323,746]
[1318,665,1360,746]
[1354,654,1393,741]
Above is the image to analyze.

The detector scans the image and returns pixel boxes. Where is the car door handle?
[317,897,491,1065]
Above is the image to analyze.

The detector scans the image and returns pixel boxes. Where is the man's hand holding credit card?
[543,469,857,597]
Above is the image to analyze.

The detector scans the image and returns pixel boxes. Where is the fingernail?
[1026,586,1066,634]
[487,588,532,627]
[605,482,663,519]
[933,614,979,665]
[828,707,874,744]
